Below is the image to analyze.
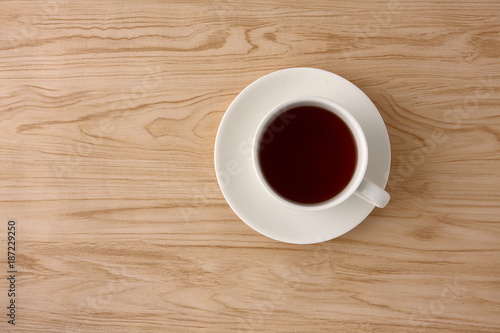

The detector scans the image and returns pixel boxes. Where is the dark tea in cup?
[258,105,357,204]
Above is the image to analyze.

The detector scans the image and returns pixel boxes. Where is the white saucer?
[214,68,391,244]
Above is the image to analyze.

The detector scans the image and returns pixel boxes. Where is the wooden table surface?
[1,0,499,332]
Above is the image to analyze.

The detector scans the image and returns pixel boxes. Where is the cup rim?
[252,96,368,211]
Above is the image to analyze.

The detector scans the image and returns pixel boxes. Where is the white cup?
[253,96,390,211]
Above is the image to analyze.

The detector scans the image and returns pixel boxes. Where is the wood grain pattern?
[1,0,499,331]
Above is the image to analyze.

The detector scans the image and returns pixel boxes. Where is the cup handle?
[354,178,390,208]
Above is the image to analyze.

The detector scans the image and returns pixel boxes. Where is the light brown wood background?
[1,0,499,332]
